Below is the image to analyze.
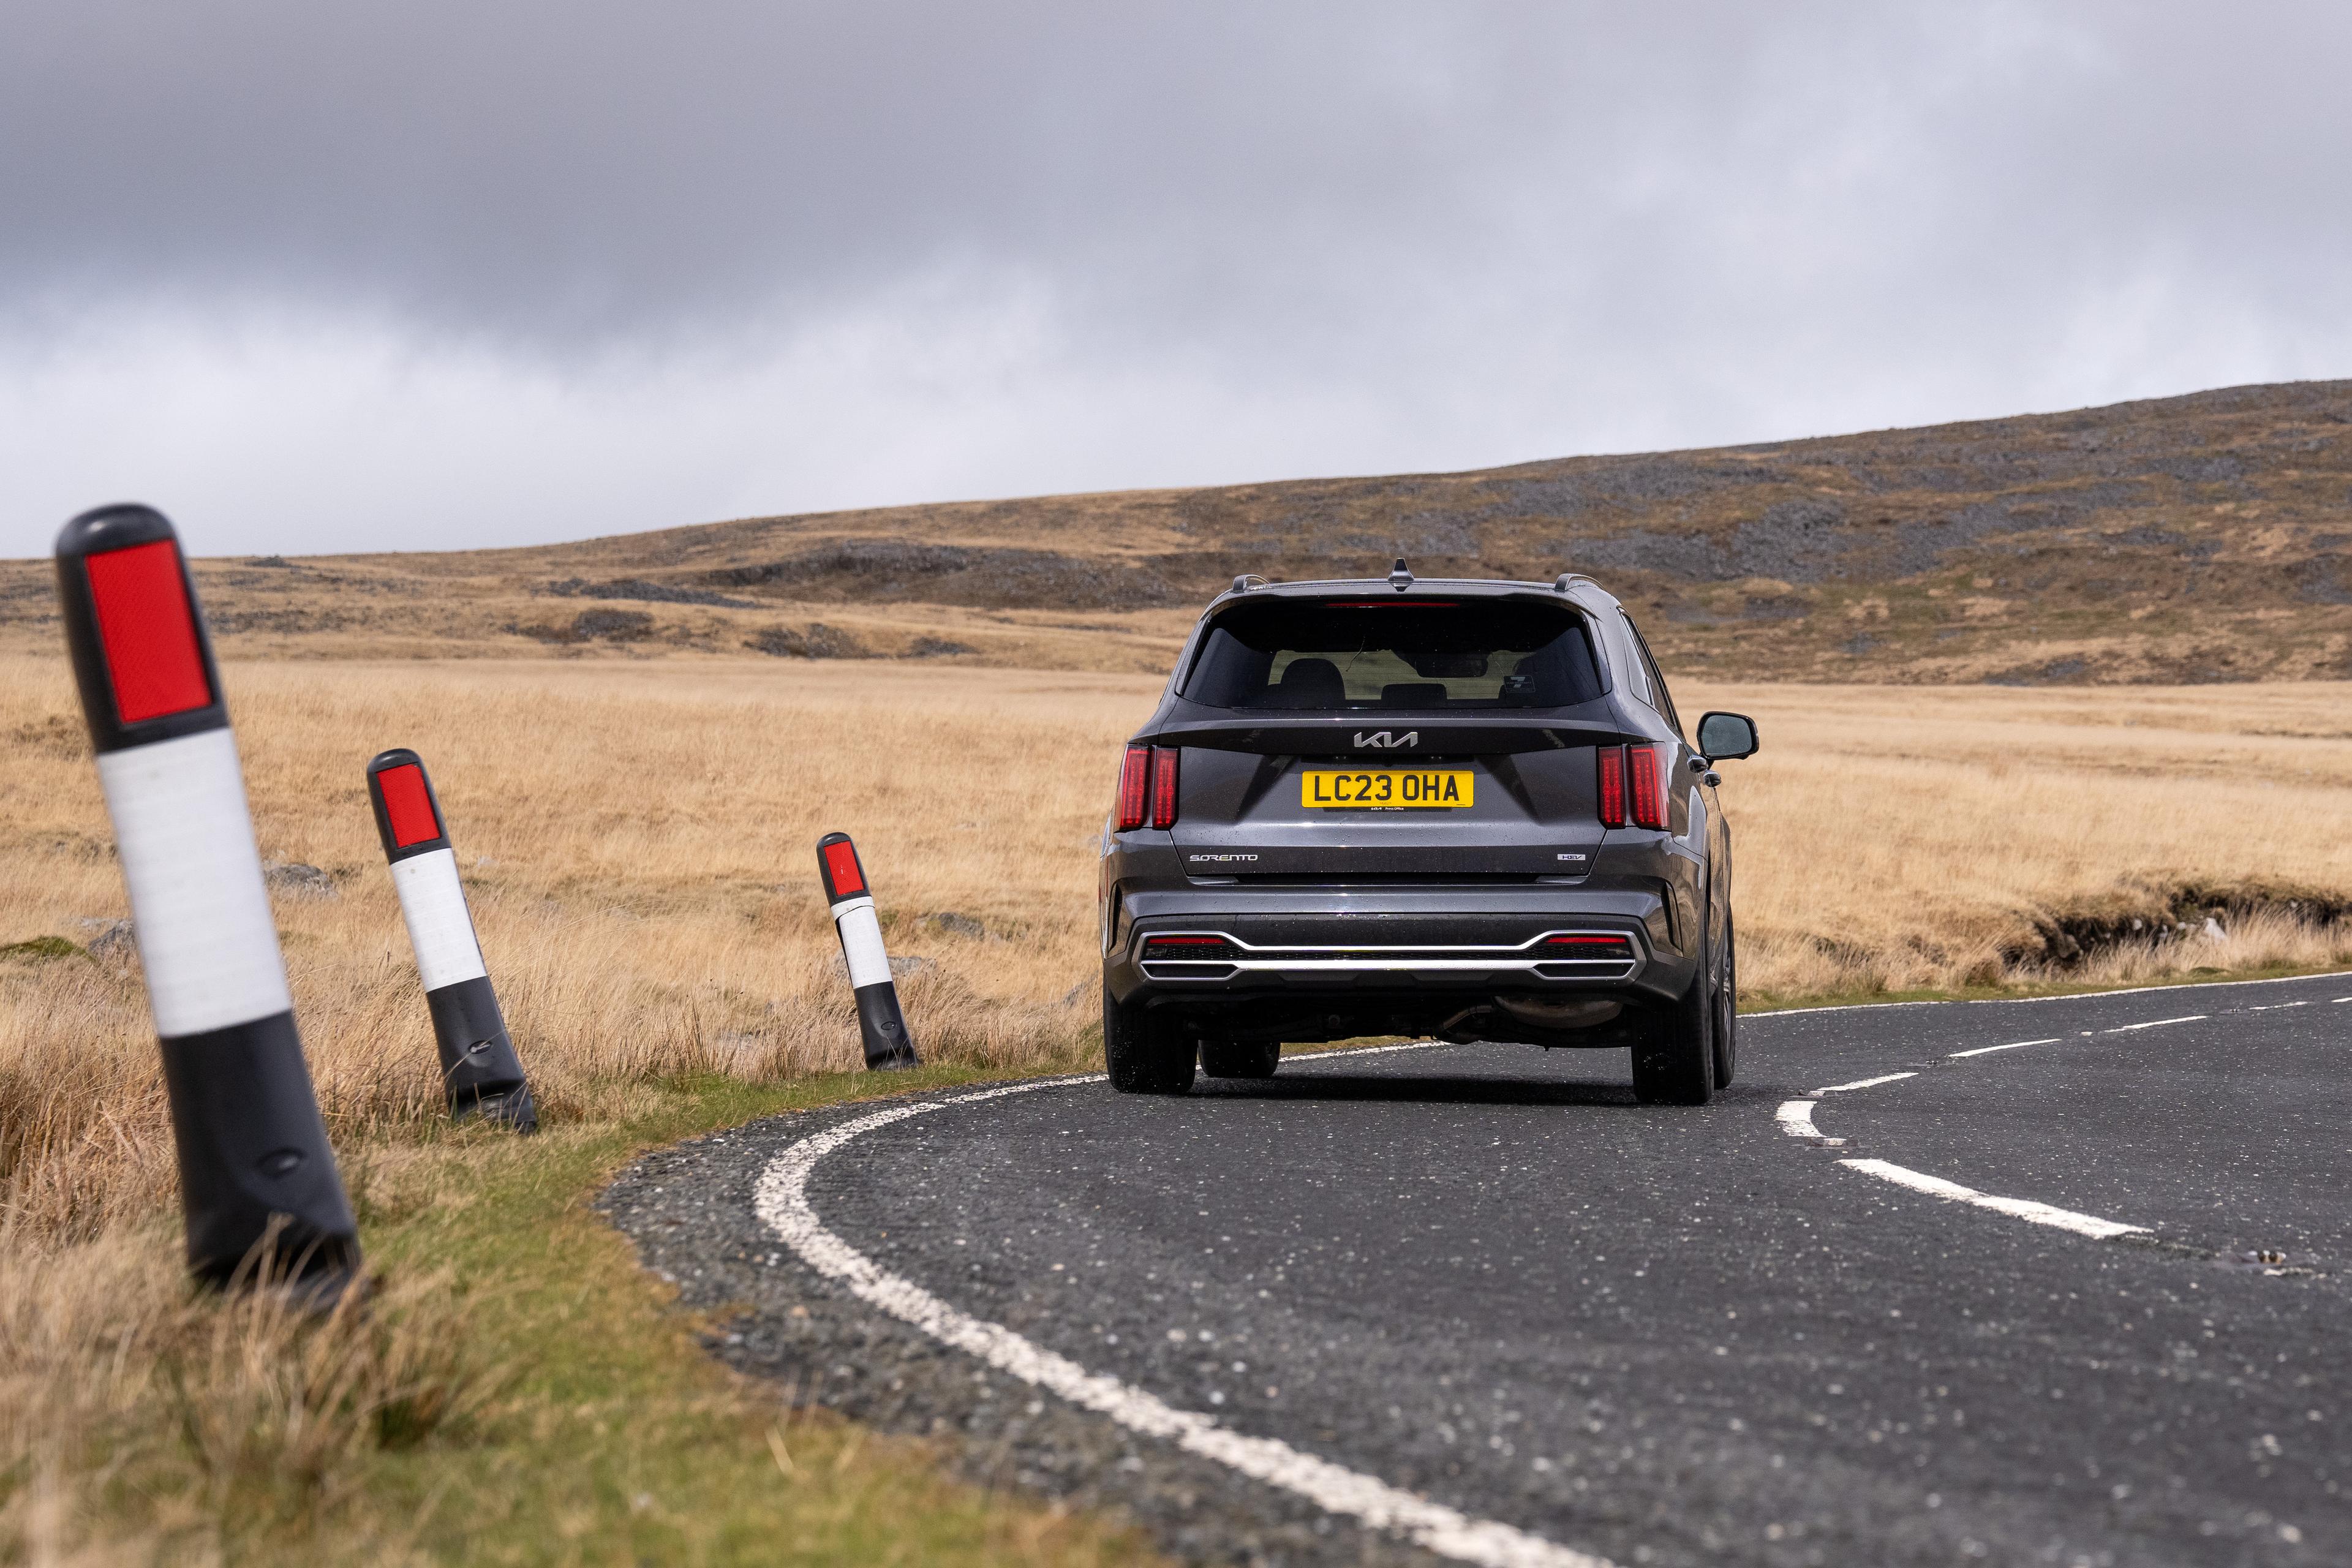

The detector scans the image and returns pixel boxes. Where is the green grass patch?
[205,1063,1155,1567]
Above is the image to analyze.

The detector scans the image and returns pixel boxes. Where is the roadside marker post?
[365,750,538,1131]
[816,832,921,1069]
[55,503,361,1298]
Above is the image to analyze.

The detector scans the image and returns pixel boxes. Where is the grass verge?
[6,1063,1157,1567]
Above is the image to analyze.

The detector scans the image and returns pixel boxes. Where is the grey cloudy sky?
[3,2,2347,557]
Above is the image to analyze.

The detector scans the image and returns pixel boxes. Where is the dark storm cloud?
[1,2,2348,554]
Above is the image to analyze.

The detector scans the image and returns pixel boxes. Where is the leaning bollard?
[816,832,921,1069]
[365,749,538,1131]
[55,503,361,1299]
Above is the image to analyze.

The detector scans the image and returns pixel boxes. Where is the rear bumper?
[1102,884,1694,1015]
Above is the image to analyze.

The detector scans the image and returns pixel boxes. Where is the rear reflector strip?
[375,762,442,848]
[85,540,211,723]
[1143,934,1237,960]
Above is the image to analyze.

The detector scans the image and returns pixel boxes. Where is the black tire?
[1103,984,1196,1095]
[1631,933,1716,1106]
[1199,1039,1280,1079]
[1712,916,1738,1090]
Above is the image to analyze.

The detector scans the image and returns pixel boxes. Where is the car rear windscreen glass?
[1181,600,1607,710]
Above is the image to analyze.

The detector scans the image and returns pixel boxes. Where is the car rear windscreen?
[1180,599,1607,710]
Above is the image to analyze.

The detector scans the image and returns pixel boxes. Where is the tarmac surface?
[604,971,2352,1567]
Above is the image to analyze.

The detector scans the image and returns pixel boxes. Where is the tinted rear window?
[1181,599,1607,710]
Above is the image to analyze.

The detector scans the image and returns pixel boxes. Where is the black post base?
[157,1011,363,1293]
[426,976,538,1132]
[854,980,921,1069]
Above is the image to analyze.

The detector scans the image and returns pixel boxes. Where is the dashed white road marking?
[1776,1100,1822,1138]
[754,1076,1619,1568]
[1816,1071,1917,1093]
[2245,1001,2310,1012]
[1838,1158,2150,1240]
[1948,1037,2061,1059]
[2103,1014,2207,1033]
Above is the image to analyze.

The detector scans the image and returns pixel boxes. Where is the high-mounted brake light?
[1596,745,1626,827]
[1629,744,1668,829]
[1319,600,1462,609]
[1116,745,1152,831]
[1150,746,1180,829]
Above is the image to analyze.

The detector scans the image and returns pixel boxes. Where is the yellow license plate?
[1300,769,1476,809]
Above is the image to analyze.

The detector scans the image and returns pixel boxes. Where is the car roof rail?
[1231,573,1269,593]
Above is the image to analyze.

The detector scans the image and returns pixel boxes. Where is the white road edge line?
[753,1076,1619,1568]
[1815,1072,1917,1093]
[1776,1099,1822,1138]
[1838,1158,2150,1240]
[2103,1014,2207,1033]
[1958,970,2352,1006]
[1948,1037,2062,1059]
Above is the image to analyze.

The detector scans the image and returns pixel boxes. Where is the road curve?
[604,972,2352,1567]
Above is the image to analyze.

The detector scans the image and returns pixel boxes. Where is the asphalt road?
[606,971,2352,1567]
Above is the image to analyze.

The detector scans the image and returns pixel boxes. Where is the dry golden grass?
[1,657,1160,1238]
[1694,680,2352,998]
[1,655,2350,1559]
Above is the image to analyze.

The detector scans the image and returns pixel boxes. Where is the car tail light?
[1629,744,1668,829]
[1116,745,1151,831]
[1150,746,1179,829]
[1596,745,1626,827]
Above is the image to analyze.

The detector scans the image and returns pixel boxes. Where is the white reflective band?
[390,847,488,992]
[95,728,293,1037]
[834,900,893,990]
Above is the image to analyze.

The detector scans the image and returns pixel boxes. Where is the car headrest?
[1270,657,1346,708]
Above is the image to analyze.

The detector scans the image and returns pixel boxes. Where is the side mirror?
[1696,710,1758,761]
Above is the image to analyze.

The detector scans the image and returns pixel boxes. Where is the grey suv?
[1097,564,1758,1104]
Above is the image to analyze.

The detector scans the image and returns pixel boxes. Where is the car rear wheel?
[1631,935,1716,1106]
[1200,1039,1280,1079]
[1103,985,1196,1095]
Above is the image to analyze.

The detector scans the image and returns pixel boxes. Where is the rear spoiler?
[1138,715,1652,756]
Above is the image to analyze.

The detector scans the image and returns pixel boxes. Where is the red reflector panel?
[1596,745,1626,827]
[1629,744,1667,829]
[84,540,211,723]
[375,763,442,848]
[1545,933,1630,948]
[1150,746,1180,829]
[1116,745,1152,831]
[822,839,865,897]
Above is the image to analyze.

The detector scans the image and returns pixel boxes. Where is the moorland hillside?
[4,378,2348,680]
